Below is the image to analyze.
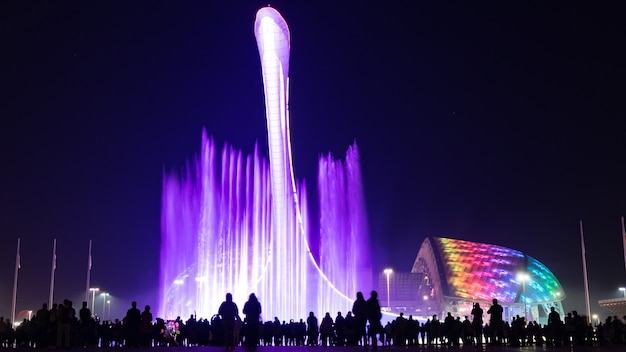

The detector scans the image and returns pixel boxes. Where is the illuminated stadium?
[379,237,565,324]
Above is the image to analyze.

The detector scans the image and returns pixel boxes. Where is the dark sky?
[1,1,625,321]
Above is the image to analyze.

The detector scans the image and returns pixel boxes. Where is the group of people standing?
[218,293,262,351]
[5,292,624,349]
[217,290,383,350]
[351,291,383,349]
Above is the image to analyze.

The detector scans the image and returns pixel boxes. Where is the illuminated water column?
[255,7,308,320]
[159,7,371,321]
[159,133,276,320]
[318,143,371,314]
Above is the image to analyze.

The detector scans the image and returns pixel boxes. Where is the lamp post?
[107,300,111,321]
[619,287,626,299]
[101,292,109,318]
[516,272,529,321]
[592,314,599,326]
[384,268,393,310]
[89,288,100,316]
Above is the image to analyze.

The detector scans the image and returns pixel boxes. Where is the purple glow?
[318,144,372,313]
[158,7,370,320]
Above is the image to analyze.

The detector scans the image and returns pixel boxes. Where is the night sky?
[1,1,625,321]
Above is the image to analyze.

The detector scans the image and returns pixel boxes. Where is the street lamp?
[100,292,109,318]
[89,288,100,316]
[619,287,626,299]
[384,268,393,310]
[516,272,530,321]
[592,314,599,326]
[107,300,111,321]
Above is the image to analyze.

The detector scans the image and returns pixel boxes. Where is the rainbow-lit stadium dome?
[387,237,565,324]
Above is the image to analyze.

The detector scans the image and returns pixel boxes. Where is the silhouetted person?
[0,317,14,348]
[366,290,382,349]
[140,305,153,347]
[487,298,503,345]
[306,312,318,346]
[124,301,141,347]
[79,301,93,347]
[48,303,58,347]
[407,315,419,346]
[36,303,49,348]
[471,302,483,345]
[571,310,585,346]
[79,301,91,323]
[0,317,7,348]
[547,306,562,346]
[352,291,367,346]
[57,299,75,350]
[444,312,456,345]
[243,293,261,350]
[319,313,334,346]
[219,293,239,350]
[334,312,345,346]
[394,312,407,345]
[462,316,473,345]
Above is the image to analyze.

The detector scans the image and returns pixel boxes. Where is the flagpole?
[580,220,591,323]
[621,216,626,273]
[49,239,57,308]
[11,238,21,326]
[85,239,92,303]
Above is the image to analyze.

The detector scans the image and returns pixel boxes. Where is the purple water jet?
[159,7,370,320]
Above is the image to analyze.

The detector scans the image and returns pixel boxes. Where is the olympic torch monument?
[159,7,371,321]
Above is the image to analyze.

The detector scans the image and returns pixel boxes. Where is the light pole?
[384,268,393,310]
[101,292,109,318]
[516,272,529,321]
[89,288,99,316]
[592,314,599,326]
[107,300,111,321]
[619,287,626,299]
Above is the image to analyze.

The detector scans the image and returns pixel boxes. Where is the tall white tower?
[254,6,309,320]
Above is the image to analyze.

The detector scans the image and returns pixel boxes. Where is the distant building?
[598,298,626,317]
[379,237,566,324]
[378,272,433,314]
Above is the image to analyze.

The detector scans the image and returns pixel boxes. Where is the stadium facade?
[378,237,565,324]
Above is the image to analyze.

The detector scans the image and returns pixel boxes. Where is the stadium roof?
[412,237,565,305]
[598,298,626,317]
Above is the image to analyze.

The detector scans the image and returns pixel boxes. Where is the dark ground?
[1,346,624,352]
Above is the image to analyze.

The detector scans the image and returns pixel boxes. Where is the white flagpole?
[85,239,92,303]
[580,220,591,323]
[49,239,56,308]
[621,216,626,273]
[11,238,21,326]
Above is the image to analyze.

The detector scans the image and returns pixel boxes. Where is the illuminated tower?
[254,6,309,319]
[159,6,370,321]
[254,5,370,319]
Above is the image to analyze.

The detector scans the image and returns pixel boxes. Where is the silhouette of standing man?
[124,301,141,347]
[352,291,367,346]
[487,298,503,345]
[366,290,382,349]
[243,293,262,351]
[219,293,239,350]
[470,303,484,346]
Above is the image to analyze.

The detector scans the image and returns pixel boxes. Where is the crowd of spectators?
[1,295,625,349]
